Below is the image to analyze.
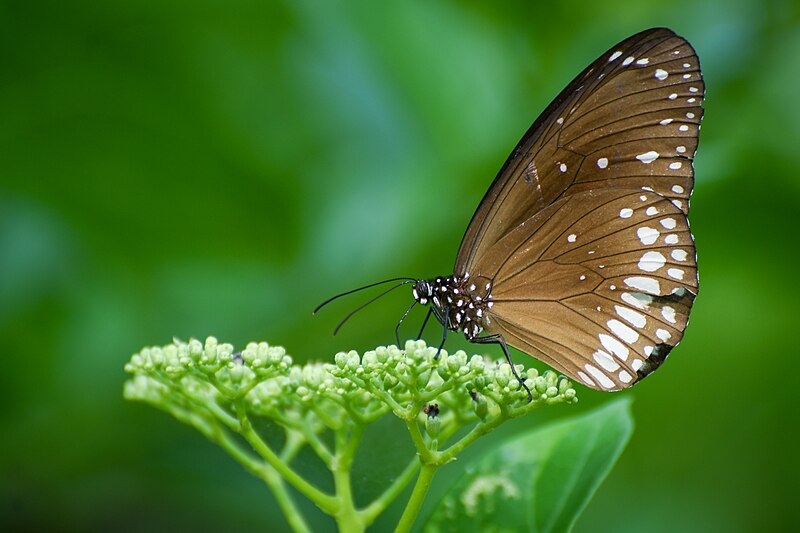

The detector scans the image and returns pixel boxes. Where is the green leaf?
[423,398,634,533]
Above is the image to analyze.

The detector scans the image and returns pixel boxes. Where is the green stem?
[235,403,338,514]
[394,462,437,533]
[297,423,332,467]
[332,425,366,533]
[360,455,421,525]
[212,423,310,533]
[261,467,312,533]
[405,416,436,463]
[438,410,508,462]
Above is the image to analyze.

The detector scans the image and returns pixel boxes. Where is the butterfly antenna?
[313,277,417,315]
[333,280,416,335]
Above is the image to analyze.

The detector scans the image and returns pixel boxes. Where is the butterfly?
[316,28,703,395]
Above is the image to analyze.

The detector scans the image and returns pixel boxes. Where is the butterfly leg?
[434,309,449,359]
[472,333,532,402]
[416,307,434,340]
[394,300,417,346]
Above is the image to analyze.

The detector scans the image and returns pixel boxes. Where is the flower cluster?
[124,337,577,429]
[124,336,579,533]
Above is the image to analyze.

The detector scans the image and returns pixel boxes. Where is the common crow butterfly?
[315,28,703,394]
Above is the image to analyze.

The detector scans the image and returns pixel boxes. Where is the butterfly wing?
[456,27,704,276]
[473,188,697,390]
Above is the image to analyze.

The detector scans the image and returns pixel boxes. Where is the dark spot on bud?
[422,403,439,417]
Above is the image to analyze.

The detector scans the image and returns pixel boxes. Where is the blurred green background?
[2,0,798,531]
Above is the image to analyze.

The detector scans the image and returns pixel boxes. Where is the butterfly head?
[411,279,434,305]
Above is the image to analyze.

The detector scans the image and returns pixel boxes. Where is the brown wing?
[473,188,697,391]
[456,27,704,275]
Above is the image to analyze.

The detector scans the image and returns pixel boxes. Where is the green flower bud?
[495,364,511,388]
[471,391,488,420]
[362,351,378,370]
[426,413,441,438]
[269,346,286,365]
[188,339,204,361]
[335,351,348,369]
[346,350,360,370]
[534,375,548,393]
[446,354,461,375]
[375,346,389,363]
[422,403,442,439]
[204,337,218,362]
[417,368,432,386]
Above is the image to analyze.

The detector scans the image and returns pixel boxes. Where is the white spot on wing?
[668,93,678,100]
[660,218,677,229]
[623,56,635,66]
[669,162,683,170]
[577,371,594,385]
[667,268,685,280]
[559,163,567,173]
[585,364,615,389]
[665,234,679,244]
[599,334,629,361]
[636,58,649,65]
[615,305,646,328]
[656,328,672,342]
[593,350,620,371]
[632,358,644,371]
[620,208,633,218]
[638,251,667,272]
[597,157,608,169]
[609,51,622,61]
[624,276,661,295]
[646,206,658,216]
[621,292,653,310]
[676,146,686,154]
[567,234,576,243]
[619,370,633,384]
[637,227,660,245]
[672,184,684,193]
[671,249,688,261]
[662,306,677,324]
[660,118,673,125]
[643,346,654,357]
[608,319,639,343]
[655,68,669,80]
[636,151,659,164]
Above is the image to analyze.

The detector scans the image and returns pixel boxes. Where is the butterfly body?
[412,275,493,339]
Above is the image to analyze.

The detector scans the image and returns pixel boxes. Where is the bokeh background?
[2,0,798,531]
